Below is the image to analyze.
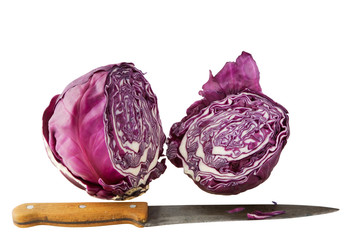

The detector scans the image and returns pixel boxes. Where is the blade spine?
[148,204,337,208]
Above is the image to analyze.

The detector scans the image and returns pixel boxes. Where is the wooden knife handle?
[12,202,148,228]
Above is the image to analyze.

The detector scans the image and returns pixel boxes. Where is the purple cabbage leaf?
[43,63,166,200]
[166,52,290,195]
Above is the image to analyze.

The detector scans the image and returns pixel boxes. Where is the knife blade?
[12,202,338,228]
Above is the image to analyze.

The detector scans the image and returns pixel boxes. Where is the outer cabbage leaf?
[166,52,289,195]
[43,63,166,200]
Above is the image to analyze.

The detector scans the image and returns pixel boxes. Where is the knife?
[12,202,338,228]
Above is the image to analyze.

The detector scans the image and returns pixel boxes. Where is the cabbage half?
[167,52,289,195]
[43,63,166,200]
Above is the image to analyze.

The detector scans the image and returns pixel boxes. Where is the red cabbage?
[247,210,286,220]
[43,63,166,200]
[166,52,290,195]
[227,207,245,213]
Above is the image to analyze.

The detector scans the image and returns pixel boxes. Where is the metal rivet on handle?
[130,204,137,208]
[79,204,87,209]
[26,205,34,209]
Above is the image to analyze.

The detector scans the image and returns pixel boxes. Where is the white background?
[1,0,359,239]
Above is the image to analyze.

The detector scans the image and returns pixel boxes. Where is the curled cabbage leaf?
[43,63,166,200]
[166,52,289,195]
